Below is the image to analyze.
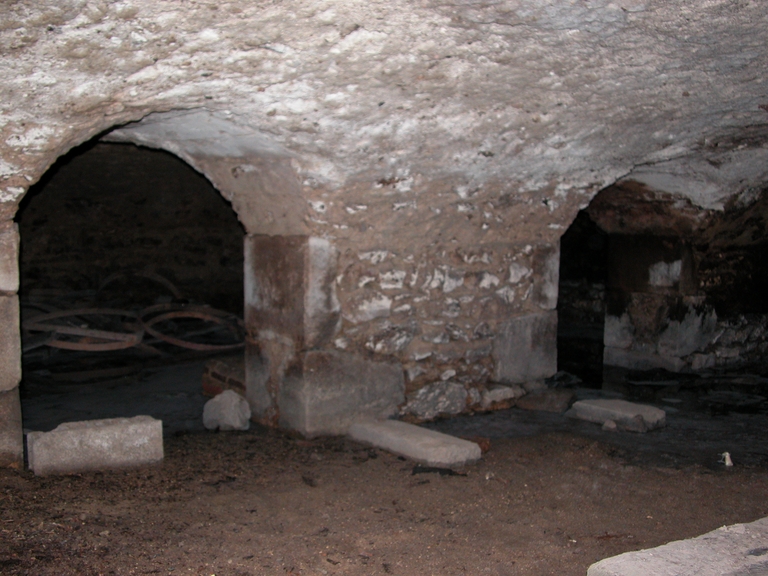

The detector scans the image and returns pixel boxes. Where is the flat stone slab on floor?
[588,516,768,576]
[348,419,482,467]
[566,399,666,432]
[26,415,164,476]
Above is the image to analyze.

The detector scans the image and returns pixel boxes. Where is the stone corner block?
[279,350,405,437]
[348,419,481,467]
[587,516,768,576]
[493,311,557,384]
[27,415,164,476]
[566,399,666,432]
[0,222,19,293]
[0,294,21,392]
[0,387,23,468]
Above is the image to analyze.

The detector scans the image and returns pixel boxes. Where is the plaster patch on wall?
[479,272,500,289]
[0,187,25,203]
[508,263,532,284]
[359,250,389,264]
[496,286,515,304]
[649,260,682,287]
[354,294,392,323]
[380,270,406,290]
[0,160,19,179]
[5,125,56,151]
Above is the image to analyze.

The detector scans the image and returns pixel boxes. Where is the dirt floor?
[5,358,768,576]
[2,421,768,576]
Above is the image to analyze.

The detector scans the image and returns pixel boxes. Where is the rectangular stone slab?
[26,415,164,476]
[566,399,666,431]
[348,419,481,467]
[588,516,768,576]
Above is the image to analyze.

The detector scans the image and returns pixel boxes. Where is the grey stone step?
[588,516,768,576]
[348,419,481,467]
[26,415,164,476]
[565,399,666,432]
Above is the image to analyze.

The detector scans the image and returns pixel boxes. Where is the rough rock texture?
[587,516,768,576]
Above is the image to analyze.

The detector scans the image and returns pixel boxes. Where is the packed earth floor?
[3,361,768,576]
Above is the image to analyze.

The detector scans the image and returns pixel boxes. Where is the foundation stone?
[279,350,405,437]
[0,294,21,392]
[493,311,557,384]
[0,388,22,468]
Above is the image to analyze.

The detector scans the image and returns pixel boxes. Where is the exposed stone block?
[0,387,23,468]
[0,295,21,392]
[588,516,768,576]
[493,311,557,384]
[279,350,404,437]
[402,380,467,421]
[26,416,164,476]
[0,222,19,293]
[348,419,481,467]
[566,399,666,432]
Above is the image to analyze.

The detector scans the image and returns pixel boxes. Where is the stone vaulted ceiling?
[2,0,768,225]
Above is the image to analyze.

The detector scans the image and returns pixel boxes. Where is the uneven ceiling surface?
[2,0,768,216]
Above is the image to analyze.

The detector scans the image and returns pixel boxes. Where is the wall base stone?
[492,311,558,384]
[0,387,23,468]
[279,350,404,437]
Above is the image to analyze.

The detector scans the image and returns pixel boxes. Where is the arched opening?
[557,181,768,416]
[15,140,245,434]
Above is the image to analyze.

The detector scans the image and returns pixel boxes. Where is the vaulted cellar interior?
[3,1,768,573]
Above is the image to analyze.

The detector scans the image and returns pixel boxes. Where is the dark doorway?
[15,142,245,433]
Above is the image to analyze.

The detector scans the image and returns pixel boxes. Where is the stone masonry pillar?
[244,235,404,436]
[0,221,23,467]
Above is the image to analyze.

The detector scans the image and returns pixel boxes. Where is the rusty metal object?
[139,304,245,352]
[22,308,144,352]
[98,270,183,300]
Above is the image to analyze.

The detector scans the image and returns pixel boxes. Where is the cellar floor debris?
[3,360,768,575]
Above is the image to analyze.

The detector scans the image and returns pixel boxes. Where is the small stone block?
[566,399,666,432]
[587,516,768,576]
[26,416,164,476]
[348,419,482,467]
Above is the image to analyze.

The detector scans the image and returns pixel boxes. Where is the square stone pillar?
[0,387,23,468]
[492,311,558,385]
[244,235,404,435]
[0,222,22,467]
